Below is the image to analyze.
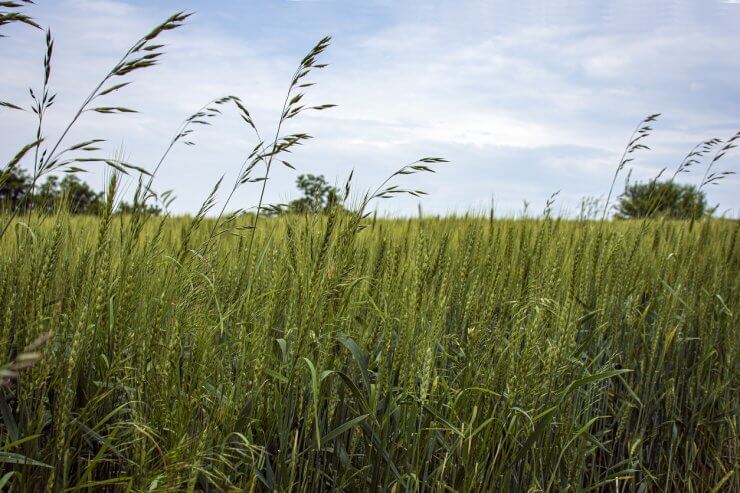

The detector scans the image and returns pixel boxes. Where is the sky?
[1,0,739,217]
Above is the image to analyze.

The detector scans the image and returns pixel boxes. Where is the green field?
[1,209,737,491]
[2,4,739,492]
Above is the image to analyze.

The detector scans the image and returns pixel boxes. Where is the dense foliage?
[0,169,160,215]
[285,174,341,214]
[615,181,709,219]
[0,206,737,491]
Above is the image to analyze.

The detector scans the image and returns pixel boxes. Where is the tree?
[288,174,341,213]
[33,174,61,213]
[0,168,31,211]
[58,175,103,214]
[615,181,709,219]
[0,170,106,214]
[118,201,162,216]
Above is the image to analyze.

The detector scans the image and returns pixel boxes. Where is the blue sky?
[1,0,739,216]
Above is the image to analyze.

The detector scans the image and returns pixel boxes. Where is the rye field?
[0,210,738,491]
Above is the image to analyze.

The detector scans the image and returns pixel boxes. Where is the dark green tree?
[58,175,103,214]
[0,168,31,211]
[615,181,710,219]
[33,175,61,213]
[1,169,164,215]
[288,174,340,213]
[117,201,162,216]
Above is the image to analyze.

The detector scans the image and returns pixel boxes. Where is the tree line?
[0,167,713,219]
[0,168,160,214]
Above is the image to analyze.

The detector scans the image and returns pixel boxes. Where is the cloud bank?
[1,0,738,216]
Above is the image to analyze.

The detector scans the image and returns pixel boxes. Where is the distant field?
[1,212,737,491]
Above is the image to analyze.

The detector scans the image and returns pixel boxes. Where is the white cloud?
[1,0,738,216]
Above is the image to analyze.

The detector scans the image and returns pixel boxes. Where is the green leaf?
[513,405,558,463]
[0,472,15,490]
[303,357,322,449]
[334,371,369,413]
[0,391,19,441]
[0,451,52,468]
[321,414,369,447]
[339,334,370,389]
[561,369,632,402]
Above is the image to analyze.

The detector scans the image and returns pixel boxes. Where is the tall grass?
[1,7,739,493]
[0,210,738,491]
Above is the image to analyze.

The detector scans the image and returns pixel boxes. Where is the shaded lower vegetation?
[0,207,737,491]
